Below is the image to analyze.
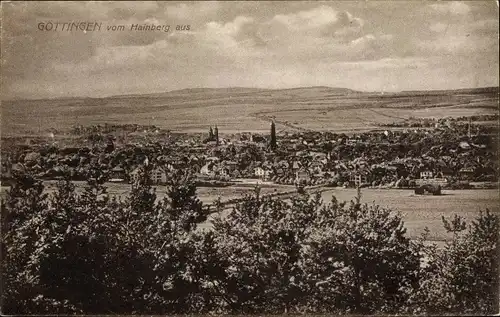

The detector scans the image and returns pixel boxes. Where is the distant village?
[1,115,498,190]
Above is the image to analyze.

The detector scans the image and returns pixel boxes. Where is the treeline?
[1,167,498,315]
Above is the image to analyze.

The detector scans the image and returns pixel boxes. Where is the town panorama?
[1,1,499,315]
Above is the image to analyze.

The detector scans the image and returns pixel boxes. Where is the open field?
[319,188,499,242]
[198,187,498,242]
[1,181,498,243]
[0,181,296,205]
[2,86,498,136]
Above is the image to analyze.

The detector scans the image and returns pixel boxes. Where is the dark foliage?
[1,171,498,314]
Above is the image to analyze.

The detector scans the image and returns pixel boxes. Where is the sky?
[1,1,499,99]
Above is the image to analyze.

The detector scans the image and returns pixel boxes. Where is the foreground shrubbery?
[1,168,498,314]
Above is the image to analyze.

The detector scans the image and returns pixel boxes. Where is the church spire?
[214,125,219,145]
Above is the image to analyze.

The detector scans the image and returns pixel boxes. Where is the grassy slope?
[2,86,498,136]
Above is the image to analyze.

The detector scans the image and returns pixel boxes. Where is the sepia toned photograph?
[1,1,499,315]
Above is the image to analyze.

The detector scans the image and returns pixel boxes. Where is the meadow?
[1,179,497,243]
[0,181,295,205]
[318,188,499,242]
[2,86,498,136]
[197,186,498,242]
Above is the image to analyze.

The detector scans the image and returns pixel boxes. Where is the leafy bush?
[413,212,499,315]
[1,167,212,314]
[210,188,422,314]
[1,172,498,314]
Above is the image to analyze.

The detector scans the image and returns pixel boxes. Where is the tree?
[162,169,209,232]
[2,169,497,315]
[210,190,422,314]
[1,168,213,314]
[211,192,313,313]
[1,174,54,313]
[301,195,421,314]
[414,211,499,315]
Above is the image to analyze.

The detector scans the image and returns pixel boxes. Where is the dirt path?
[251,111,313,132]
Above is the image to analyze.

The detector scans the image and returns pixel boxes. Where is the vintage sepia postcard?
[1,1,499,315]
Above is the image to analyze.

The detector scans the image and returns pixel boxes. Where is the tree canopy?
[1,170,498,314]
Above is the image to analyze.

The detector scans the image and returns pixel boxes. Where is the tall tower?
[209,126,214,139]
[270,121,277,150]
[467,117,472,139]
[214,125,219,145]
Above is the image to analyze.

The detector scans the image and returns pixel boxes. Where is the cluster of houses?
[101,123,493,188]
[2,119,496,189]
[252,152,329,184]
[199,157,239,179]
[104,150,488,188]
[248,149,489,188]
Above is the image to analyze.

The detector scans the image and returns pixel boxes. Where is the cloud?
[428,1,471,16]
[165,2,220,20]
[470,19,500,36]
[105,1,160,20]
[270,5,363,38]
[429,22,449,33]
[272,5,339,31]
[335,57,428,71]
[418,16,499,57]
[1,2,498,99]
[206,16,255,38]
[201,16,264,59]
